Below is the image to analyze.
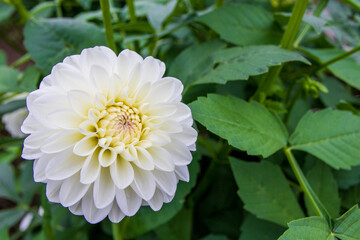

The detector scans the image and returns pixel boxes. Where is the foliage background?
[0,0,360,239]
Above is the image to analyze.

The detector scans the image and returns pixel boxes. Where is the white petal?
[82,187,112,224]
[48,109,84,129]
[80,149,101,184]
[33,157,51,182]
[46,180,62,202]
[175,165,190,182]
[116,49,143,83]
[131,166,156,201]
[93,167,116,209]
[21,114,43,134]
[108,202,125,223]
[172,125,198,147]
[59,172,90,207]
[21,147,43,160]
[41,131,83,154]
[146,77,182,104]
[115,188,142,216]
[152,169,177,196]
[166,140,192,166]
[90,65,111,95]
[147,147,174,172]
[46,149,85,180]
[110,156,134,189]
[52,64,90,92]
[67,90,94,117]
[69,201,83,215]
[23,130,54,149]
[147,188,164,211]
[98,148,117,167]
[73,136,98,156]
[132,147,154,171]
[80,46,117,74]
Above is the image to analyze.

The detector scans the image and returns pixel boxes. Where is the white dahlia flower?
[21,46,197,224]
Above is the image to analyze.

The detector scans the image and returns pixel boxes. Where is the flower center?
[96,104,142,148]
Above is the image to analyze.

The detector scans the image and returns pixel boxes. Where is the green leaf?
[0,163,20,202]
[334,166,360,190]
[0,2,14,23]
[278,217,334,240]
[190,94,288,157]
[124,153,200,238]
[0,100,26,116]
[280,205,360,240]
[18,66,40,92]
[169,40,226,88]
[303,15,327,34]
[192,45,310,86]
[289,109,360,169]
[197,4,282,45]
[305,161,340,218]
[342,0,360,11]
[0,208,26,229]
[155,207,192,240]
[239,214,285,240]
[0,226,10,240]
[201,235,229,240]
[0,50,6,65]
[0,66,20,93]
[333,205,360,239]
[147,0,177,30]
[320,77,360,108]
[341,184,360,209]
[20,161,41,204]
[303,48,360,91]
[76,0,92,10]
[230,159,304,226]
[24,18,107,74]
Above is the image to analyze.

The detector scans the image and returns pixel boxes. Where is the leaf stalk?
[100,0,117,53]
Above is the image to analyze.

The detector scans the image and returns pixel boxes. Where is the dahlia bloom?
[21,46,197,223]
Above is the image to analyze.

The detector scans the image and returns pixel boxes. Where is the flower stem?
[10,53,31,68]
[294,0,329,48]
[252,0,308,102]
[112,223,122,240]
[125,0,140,52]
[9,0,30,23]
[314,45,360,73]
[41,188,55,240]
[55,0,63,17]
[284,148,330,222]
[100,0,117,53]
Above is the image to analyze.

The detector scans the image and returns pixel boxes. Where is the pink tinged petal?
[116,49,143,82]
[80,149,101,184]
[99,148,117,167]
[59,172,90,207]
[82,187,112,224]
[110,156,134,189]
[73,136,98,156]
[41,131,83,154]
[69,201,83,216]
[93,167,116,209]
[46,180,62,203]
[108,203,125,223]
[48,109,84,129]
[172,125,198,147]
[166,140,192,166]
[22,147,43,160]
[90,65,111,95]
[148,189,165,211]
[132,148,154,171]
[152,169,177,196]
[115,188,142,216]
[67,90,94,117]
[46,149,85,180]
[131,166,156,201]
[147,147,174,172]
[175,165,190,182]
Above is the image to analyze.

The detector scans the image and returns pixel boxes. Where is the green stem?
[252,0,308,102]
[125,0,139,52]
[315,45,360,72]
[10,53,31,68]
[112,223,122,240]
[294,0,329,48]
[41,189,55,240]
[100,0,117,53]
[55,0,63,17]
[10,0,30,23]
[284,148,330,222]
